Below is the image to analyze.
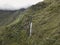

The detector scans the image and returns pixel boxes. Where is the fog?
[0,0,43,10]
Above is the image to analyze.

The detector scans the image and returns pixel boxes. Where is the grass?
[0,0,60,45]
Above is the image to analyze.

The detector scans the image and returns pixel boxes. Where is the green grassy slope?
[0,0,60,45]
[0,9,25,26]
[0,10,19,26]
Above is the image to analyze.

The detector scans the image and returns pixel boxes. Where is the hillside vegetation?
[0,0,60,45]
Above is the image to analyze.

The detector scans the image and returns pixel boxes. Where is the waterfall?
[30,22,32,36]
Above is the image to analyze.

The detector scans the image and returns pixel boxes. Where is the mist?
[0,0,43,10]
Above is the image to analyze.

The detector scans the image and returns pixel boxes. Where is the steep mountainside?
[0,0,60,45]
[0,8,25,26]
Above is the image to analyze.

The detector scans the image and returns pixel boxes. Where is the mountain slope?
[0,0,60,45]
[0,9,25,26]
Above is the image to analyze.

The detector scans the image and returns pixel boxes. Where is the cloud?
[0,0,43,10]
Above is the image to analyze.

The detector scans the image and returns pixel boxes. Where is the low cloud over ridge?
[0,0,43,10]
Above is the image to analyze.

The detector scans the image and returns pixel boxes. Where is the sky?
[0,0,43,10]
